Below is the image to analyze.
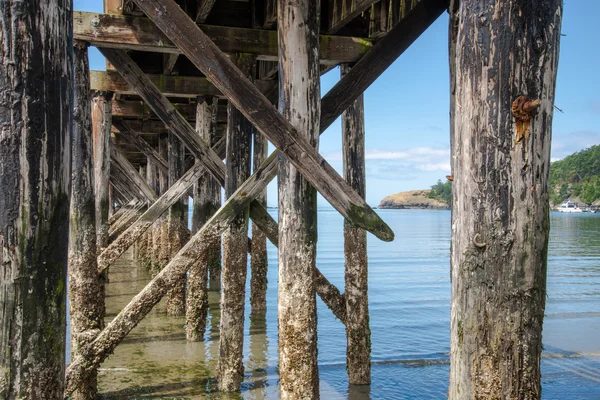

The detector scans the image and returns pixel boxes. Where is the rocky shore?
[378,190,450,210]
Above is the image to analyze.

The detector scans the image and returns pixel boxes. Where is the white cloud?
[324,146,451,181]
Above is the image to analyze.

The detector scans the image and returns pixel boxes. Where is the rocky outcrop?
[378,190,450,209]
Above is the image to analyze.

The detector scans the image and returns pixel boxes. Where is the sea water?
[97,210,600,399]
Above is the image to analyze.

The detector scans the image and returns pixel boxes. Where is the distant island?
[378,189,450,210]
[379,145,600,210]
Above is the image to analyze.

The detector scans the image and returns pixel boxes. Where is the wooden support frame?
[67,147,346,396]
[111,1,393,241]
[74,11,372,65]
[91,70,276,99]
[113,120,169,174]
[62,1,450,395]
[110,147,159,202]
[327,0,380,34]
[97,138,225,272]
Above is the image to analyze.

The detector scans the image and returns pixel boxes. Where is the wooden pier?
[0,0,563,398]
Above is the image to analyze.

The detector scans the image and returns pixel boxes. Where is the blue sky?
[76,0,600,207]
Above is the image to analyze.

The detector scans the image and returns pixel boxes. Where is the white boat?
[557,201,583,213]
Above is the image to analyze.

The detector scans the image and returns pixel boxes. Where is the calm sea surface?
[96,209,600,399]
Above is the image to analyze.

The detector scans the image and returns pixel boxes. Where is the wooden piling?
[187,96,221,341]
[341,63,371,385]
[449,1,562,398]
[156,134,170,274]
[0,0,72,396]
[277,1,320,398]
[69,41,105,400]
[146,159,159,270]
[218,53,255,392]
[250,129,269,313]
[92,90,114,255]
[165,133,188,316]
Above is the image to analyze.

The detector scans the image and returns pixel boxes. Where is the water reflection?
[97,211,600,399]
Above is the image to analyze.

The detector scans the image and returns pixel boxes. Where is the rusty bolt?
[512,96,541,121]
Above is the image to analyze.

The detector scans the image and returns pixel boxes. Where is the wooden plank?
[112,120,169,174]
[196,0,217,23]
[162,54,179,75]
[327,0,379,34]
[111,100,228,122]
[125,1,393,242]
[90,70,275,98]
[74,11,373,64]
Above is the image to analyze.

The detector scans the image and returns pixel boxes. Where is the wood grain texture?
[92,90,114,256]
[277,1,320,398]
[74,11,372,64]
[90,70,276,99]
[341,63,371,385]
[70,41,105,400]
[449,1,562,398]
[321,0,447,132]
[218,53,255,392]
[0,0,72,397]
[187,97,221,341]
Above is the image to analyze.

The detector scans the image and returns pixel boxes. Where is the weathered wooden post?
[449,1,562,398]
[92,90,114,255]
[218,54,255,391]
[341,63,371,385]
[187,96,221,341]
[156,133,170,274]
[277,0,321,397]
[146,159,158,269]
[69,41,105,400]
[165,133,188,316]
[250,129,269,313]
[0,0,72,397]
[135,165,148,267]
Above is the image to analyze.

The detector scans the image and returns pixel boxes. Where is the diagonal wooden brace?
[97,137,226,272]
[113,119,169,174]
[101,4,393,242]
[110,147,159,203]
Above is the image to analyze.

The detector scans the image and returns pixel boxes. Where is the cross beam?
[90,70,276,99]
[109,1,393,241]
[74,11,372,65]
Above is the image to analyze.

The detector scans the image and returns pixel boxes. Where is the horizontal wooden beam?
[112,99,228,122]
[327,0,380,34]
[74,11,373,65]
[91,70,277,99]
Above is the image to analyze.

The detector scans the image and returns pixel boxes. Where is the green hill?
[550,145,600,205]
[423,145,600,206]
